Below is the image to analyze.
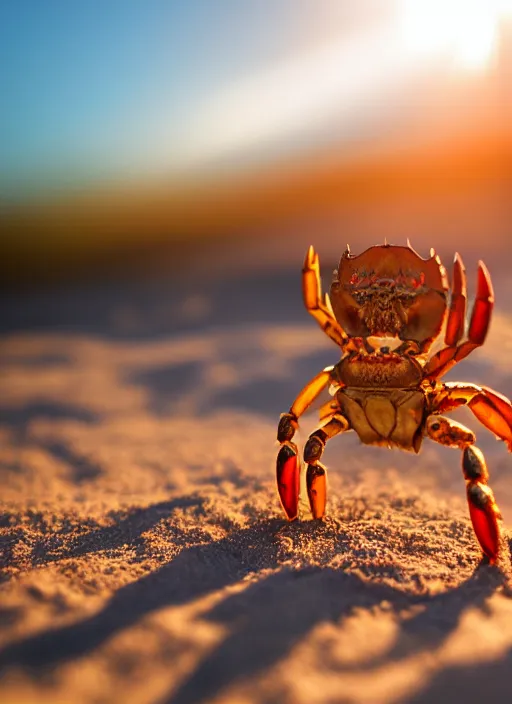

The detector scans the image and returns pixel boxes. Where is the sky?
[1,1,510,200]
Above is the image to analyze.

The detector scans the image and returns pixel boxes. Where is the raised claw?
[425,260,494,380]
[468,261,494,345]
[302,245,347,347]
[445,253,467,347]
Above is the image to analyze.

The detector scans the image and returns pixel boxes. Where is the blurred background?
[1,0,511,324]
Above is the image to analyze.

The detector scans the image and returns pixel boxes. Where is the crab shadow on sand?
[0,505,510,704]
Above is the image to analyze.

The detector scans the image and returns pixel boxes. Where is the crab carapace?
[276,242,512,563]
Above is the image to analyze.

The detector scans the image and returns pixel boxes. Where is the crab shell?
[329,243,449,348]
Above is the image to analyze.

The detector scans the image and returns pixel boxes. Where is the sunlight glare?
[400,0,511,71]
[167,1,512,173]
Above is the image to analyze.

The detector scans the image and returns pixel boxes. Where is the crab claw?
[467,483,501,563]
[468,261,494,346]
[276,443,300,521]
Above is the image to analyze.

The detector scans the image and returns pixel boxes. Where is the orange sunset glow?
[1,1,511,281]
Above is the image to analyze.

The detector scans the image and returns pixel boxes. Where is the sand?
[3,235,512,703]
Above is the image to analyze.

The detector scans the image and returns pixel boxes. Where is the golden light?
[399,0,512,71]
[166,1,512,173]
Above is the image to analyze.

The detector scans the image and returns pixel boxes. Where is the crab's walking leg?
[463,447,502,564]
[433,382,512,450]
[304,415,350,519]
[303,246,347,347]
[426,415,502,562]
[276,367,334,520]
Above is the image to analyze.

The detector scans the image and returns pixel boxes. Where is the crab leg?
[433,382,512,450]
[303,246,347,347]
[276,367,334,520]
[425,415,501,562]
[425,414,475,449]
[304,415,349,519]
[276,444,301,521]
[426,260,494,380]
[463,446,501,564]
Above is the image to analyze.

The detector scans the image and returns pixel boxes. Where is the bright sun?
[400,0,512,71]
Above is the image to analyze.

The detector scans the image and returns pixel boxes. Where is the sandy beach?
[3,234,512,703]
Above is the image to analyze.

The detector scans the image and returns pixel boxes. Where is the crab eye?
[410,272,425,289]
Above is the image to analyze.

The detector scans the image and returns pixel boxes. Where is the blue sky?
[1,1,507,199]
[0,0,331,197]
[1,0,398,198]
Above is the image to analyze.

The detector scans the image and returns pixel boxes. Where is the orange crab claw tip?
[304,246,319,272]
[477,261,494,302]
[430,247,436,257]
[452,254,466,293]
[454,252,465,271]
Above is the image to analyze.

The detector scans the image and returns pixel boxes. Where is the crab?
[276,242,512,563]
